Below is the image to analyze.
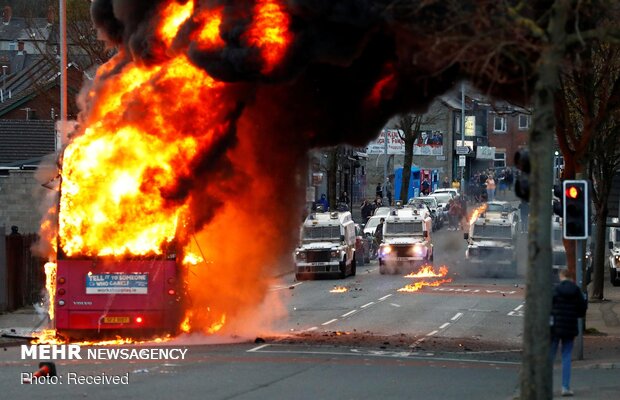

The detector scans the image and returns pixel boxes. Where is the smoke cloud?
[59,0,545,335]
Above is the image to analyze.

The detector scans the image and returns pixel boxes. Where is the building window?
[494,152,506,168]
[518,114,530,130]
[493,116,506,133]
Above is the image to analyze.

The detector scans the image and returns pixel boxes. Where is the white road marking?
[322,319,338,326]
[361,302,375,308]
[439,322,450,330]
[247,344,270,352]
[249,346,520,365]
[306,326,318,331]
[341,310,357,317]
[378,294,392,301]
[426,330,438,336]
[389,303,401,307]
[451,312,463,321]
[514,304,524,311]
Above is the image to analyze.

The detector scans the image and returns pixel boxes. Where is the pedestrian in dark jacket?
[549,269,587,397]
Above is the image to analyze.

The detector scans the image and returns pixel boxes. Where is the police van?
[378,203,433,274]
[464,208,517,277]
[294,207,356,280]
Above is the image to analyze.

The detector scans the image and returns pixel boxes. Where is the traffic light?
[514,149,530,201]
[562,180,588,239]
[553,183,562,216]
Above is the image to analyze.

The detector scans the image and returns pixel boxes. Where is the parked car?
[407,196,444,230]
[373,206,391,218]
[432,188,459,198]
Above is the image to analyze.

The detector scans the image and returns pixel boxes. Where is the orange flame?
[49,0,297,339]
[399,265,451,292]
[330,286,348,293]
[468,203,488,225]
[207,314,226,334]
[44,262,57,321]
[194,8,225,49]
[159,0,194,46]
[404,265,448,278]
[245,0,291,73]
[180,311,192,333]
[397,278,452,292]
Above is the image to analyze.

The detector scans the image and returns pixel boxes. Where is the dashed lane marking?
[321,319,338,326]
[451,312,463,321]
[341,310,357,317]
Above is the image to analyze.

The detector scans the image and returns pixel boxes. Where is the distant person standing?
[442,176,450,188]
[485,175,496,202]
[376,183,383,199]
[361,199,374,223]
[550,269,587,397]
[421,178,431,196]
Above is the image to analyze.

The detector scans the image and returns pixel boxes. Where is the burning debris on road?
[398,265,452,293]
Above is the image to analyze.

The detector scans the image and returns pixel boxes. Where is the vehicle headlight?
[331,250,338,258]
[296,251,306,260]
[380,245,392,256]
[615,255,620,264]
[413,245,426,256]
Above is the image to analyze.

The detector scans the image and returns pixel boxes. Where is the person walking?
[549,269,588,397]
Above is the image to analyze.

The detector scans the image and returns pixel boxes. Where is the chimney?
[2,6,11,24]
[47,5,55,25]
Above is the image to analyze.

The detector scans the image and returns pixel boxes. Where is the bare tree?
[395,106,443,203]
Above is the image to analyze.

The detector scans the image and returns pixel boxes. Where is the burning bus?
[53,241,186,340]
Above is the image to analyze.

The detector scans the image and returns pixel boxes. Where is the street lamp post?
[460,82,466,194]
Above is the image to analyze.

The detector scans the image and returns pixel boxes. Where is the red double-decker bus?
[54,242,185,339]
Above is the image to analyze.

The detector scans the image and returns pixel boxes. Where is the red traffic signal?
[565,186,580,199]
[562,180,589,240]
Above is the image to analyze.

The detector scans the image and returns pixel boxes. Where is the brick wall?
[487,113,529,167]
[0,170,47,235]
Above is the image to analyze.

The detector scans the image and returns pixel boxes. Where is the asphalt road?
[10,224,619,399]
[269,228,527,347]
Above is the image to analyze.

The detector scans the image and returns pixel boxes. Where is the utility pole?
[58,0,67,151]
[384,129,388,204]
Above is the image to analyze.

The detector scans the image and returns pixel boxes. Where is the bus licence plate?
[103,316,130,324]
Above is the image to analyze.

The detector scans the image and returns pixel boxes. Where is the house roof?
[0,17,51,42]
[0,119,55,165]
[0,58,84,117]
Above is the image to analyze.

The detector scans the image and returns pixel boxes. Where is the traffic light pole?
[575,240,584,360]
